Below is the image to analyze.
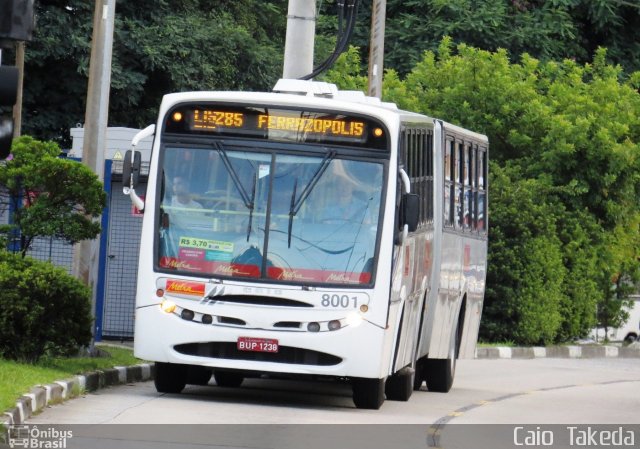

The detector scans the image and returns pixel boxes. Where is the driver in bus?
[165,175,204,233]
[171,176,203,211]
[321,165,377,225]
[322,181,364,223]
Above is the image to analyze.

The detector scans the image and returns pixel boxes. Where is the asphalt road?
[24,357,639,424]
[20,358,639,449]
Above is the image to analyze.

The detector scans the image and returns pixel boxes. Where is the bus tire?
[352,377,385,409]
[154,362,187,394]
[413,357,427,391]
[385,367,415,401]
[424,357,455,393]
[213,371,245,388]
[424,321,460,393]
[187,366,212,385]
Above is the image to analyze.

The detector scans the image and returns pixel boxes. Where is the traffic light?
[0,0,34,159]
[0,1,35,42]
[0,66,18,159]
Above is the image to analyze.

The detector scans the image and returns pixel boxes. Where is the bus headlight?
[160,300,176,314]
[345,312,364,328]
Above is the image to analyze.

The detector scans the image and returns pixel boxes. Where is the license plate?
[237,337,279,353]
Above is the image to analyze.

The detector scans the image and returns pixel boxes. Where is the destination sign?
[256,114,364,137]
[164,103,388,150]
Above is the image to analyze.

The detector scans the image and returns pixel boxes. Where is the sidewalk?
[2,363,153,427]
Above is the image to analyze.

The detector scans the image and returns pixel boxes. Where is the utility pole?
[368,0,386,98]
[13,41,24,136]
[283,0,316,79]
[73,0,116,337]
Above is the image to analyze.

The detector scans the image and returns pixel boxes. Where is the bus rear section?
[388,120,488,397]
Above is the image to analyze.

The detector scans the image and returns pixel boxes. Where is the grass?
[477,340,517,347]
[0,345,143,412]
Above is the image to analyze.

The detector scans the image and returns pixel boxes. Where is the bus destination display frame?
[164,103,389,150]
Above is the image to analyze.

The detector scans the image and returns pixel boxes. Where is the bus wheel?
[424,357,455,393]
[623,334,638,346]
[154,362,187,394]
[385,367,415,401]
[413,357,427,391]
[213,371,245,388]
[352,377,385,409]
[187,366,212,385]
[424,326,459,393]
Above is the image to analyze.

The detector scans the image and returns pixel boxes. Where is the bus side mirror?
[122,125,154,213]
[123,150,141,189]
[402,193,419,233]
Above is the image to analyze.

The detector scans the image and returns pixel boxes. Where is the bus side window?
[405,128,431,229]
[477,148,487,232]
[454,141,463,229]
[464,143,473,230]
[444,138,454,227]
[426,132,433,223]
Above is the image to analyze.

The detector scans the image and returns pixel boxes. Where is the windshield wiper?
[214,142,253,209]
[247,175,256,242]
[293,150,336,215]
[287,178,298,247]
[214,142,256,241]
[287,151,336,247]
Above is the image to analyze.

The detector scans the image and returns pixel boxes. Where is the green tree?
[554,208,601,341]
[0,136,106,256]
[17,1,287,146]
[345,0,640,76]
[385,41,640,222]
[482,165,566,345]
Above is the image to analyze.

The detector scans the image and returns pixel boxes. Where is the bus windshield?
[157,142,384,286]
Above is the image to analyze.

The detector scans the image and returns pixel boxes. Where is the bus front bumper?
[133,304,389,379]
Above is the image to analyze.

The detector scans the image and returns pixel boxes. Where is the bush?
[481,165,566,345]
[0,251,92,362]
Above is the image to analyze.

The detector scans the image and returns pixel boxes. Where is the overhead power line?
[299,0,360,80]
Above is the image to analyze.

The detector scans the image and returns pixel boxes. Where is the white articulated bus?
[123,80,488,409]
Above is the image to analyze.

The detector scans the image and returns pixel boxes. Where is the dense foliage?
[17,1,287,145]
[0,251,92,362]
[0,136,106,255]
[325,41,640,344]
[349,0,640,76]
[20,1,640,146]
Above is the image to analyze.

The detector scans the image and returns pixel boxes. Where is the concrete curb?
[1,364,154,427]
[475,345,640,359]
